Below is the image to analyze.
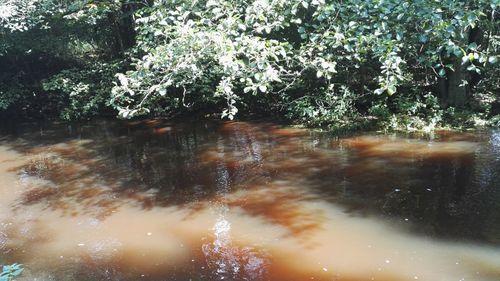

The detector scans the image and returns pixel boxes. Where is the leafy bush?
[42,61,124,120]
[0,0,499,130]
[110,0,499,128]
[286,85,360,129]
[385,93,444,131]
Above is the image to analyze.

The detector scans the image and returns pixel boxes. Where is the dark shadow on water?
[1,120,326,240]
[1,120,500,246]
[306,133,500,245]
[2,120,500,281]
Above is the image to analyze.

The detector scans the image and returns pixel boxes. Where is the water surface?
[0,119,500,281]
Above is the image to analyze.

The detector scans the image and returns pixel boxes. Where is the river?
[0,119,499,281]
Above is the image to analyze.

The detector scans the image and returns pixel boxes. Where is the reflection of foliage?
[0,264,23,281]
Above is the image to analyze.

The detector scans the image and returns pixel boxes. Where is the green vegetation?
[0,264,23,281]
[0,0,499,131]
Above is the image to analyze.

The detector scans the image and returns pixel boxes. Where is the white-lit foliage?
[0,0,42,32]
[112,0,299,119]
[0,0,123,54]
[112,0,498,120]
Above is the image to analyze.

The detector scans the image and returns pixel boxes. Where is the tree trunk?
[446,59,469,107]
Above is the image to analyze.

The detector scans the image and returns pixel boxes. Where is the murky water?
[0,119,500,281]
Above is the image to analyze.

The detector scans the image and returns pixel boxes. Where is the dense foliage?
[0,0,131,119]
[0,0,499,130]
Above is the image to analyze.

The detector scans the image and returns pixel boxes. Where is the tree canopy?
[0,0,499,130]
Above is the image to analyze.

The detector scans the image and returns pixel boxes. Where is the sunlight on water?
[202,135,269,281]
[203,139,240,280]
[0,120,499,281]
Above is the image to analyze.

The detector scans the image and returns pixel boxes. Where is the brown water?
[0,119,500,281]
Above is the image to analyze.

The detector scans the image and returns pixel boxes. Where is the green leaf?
[461,55,469,64]
[466,64,476,71]
[387,85,397,95]
[467,42,478,50]
[419,34,428,43]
